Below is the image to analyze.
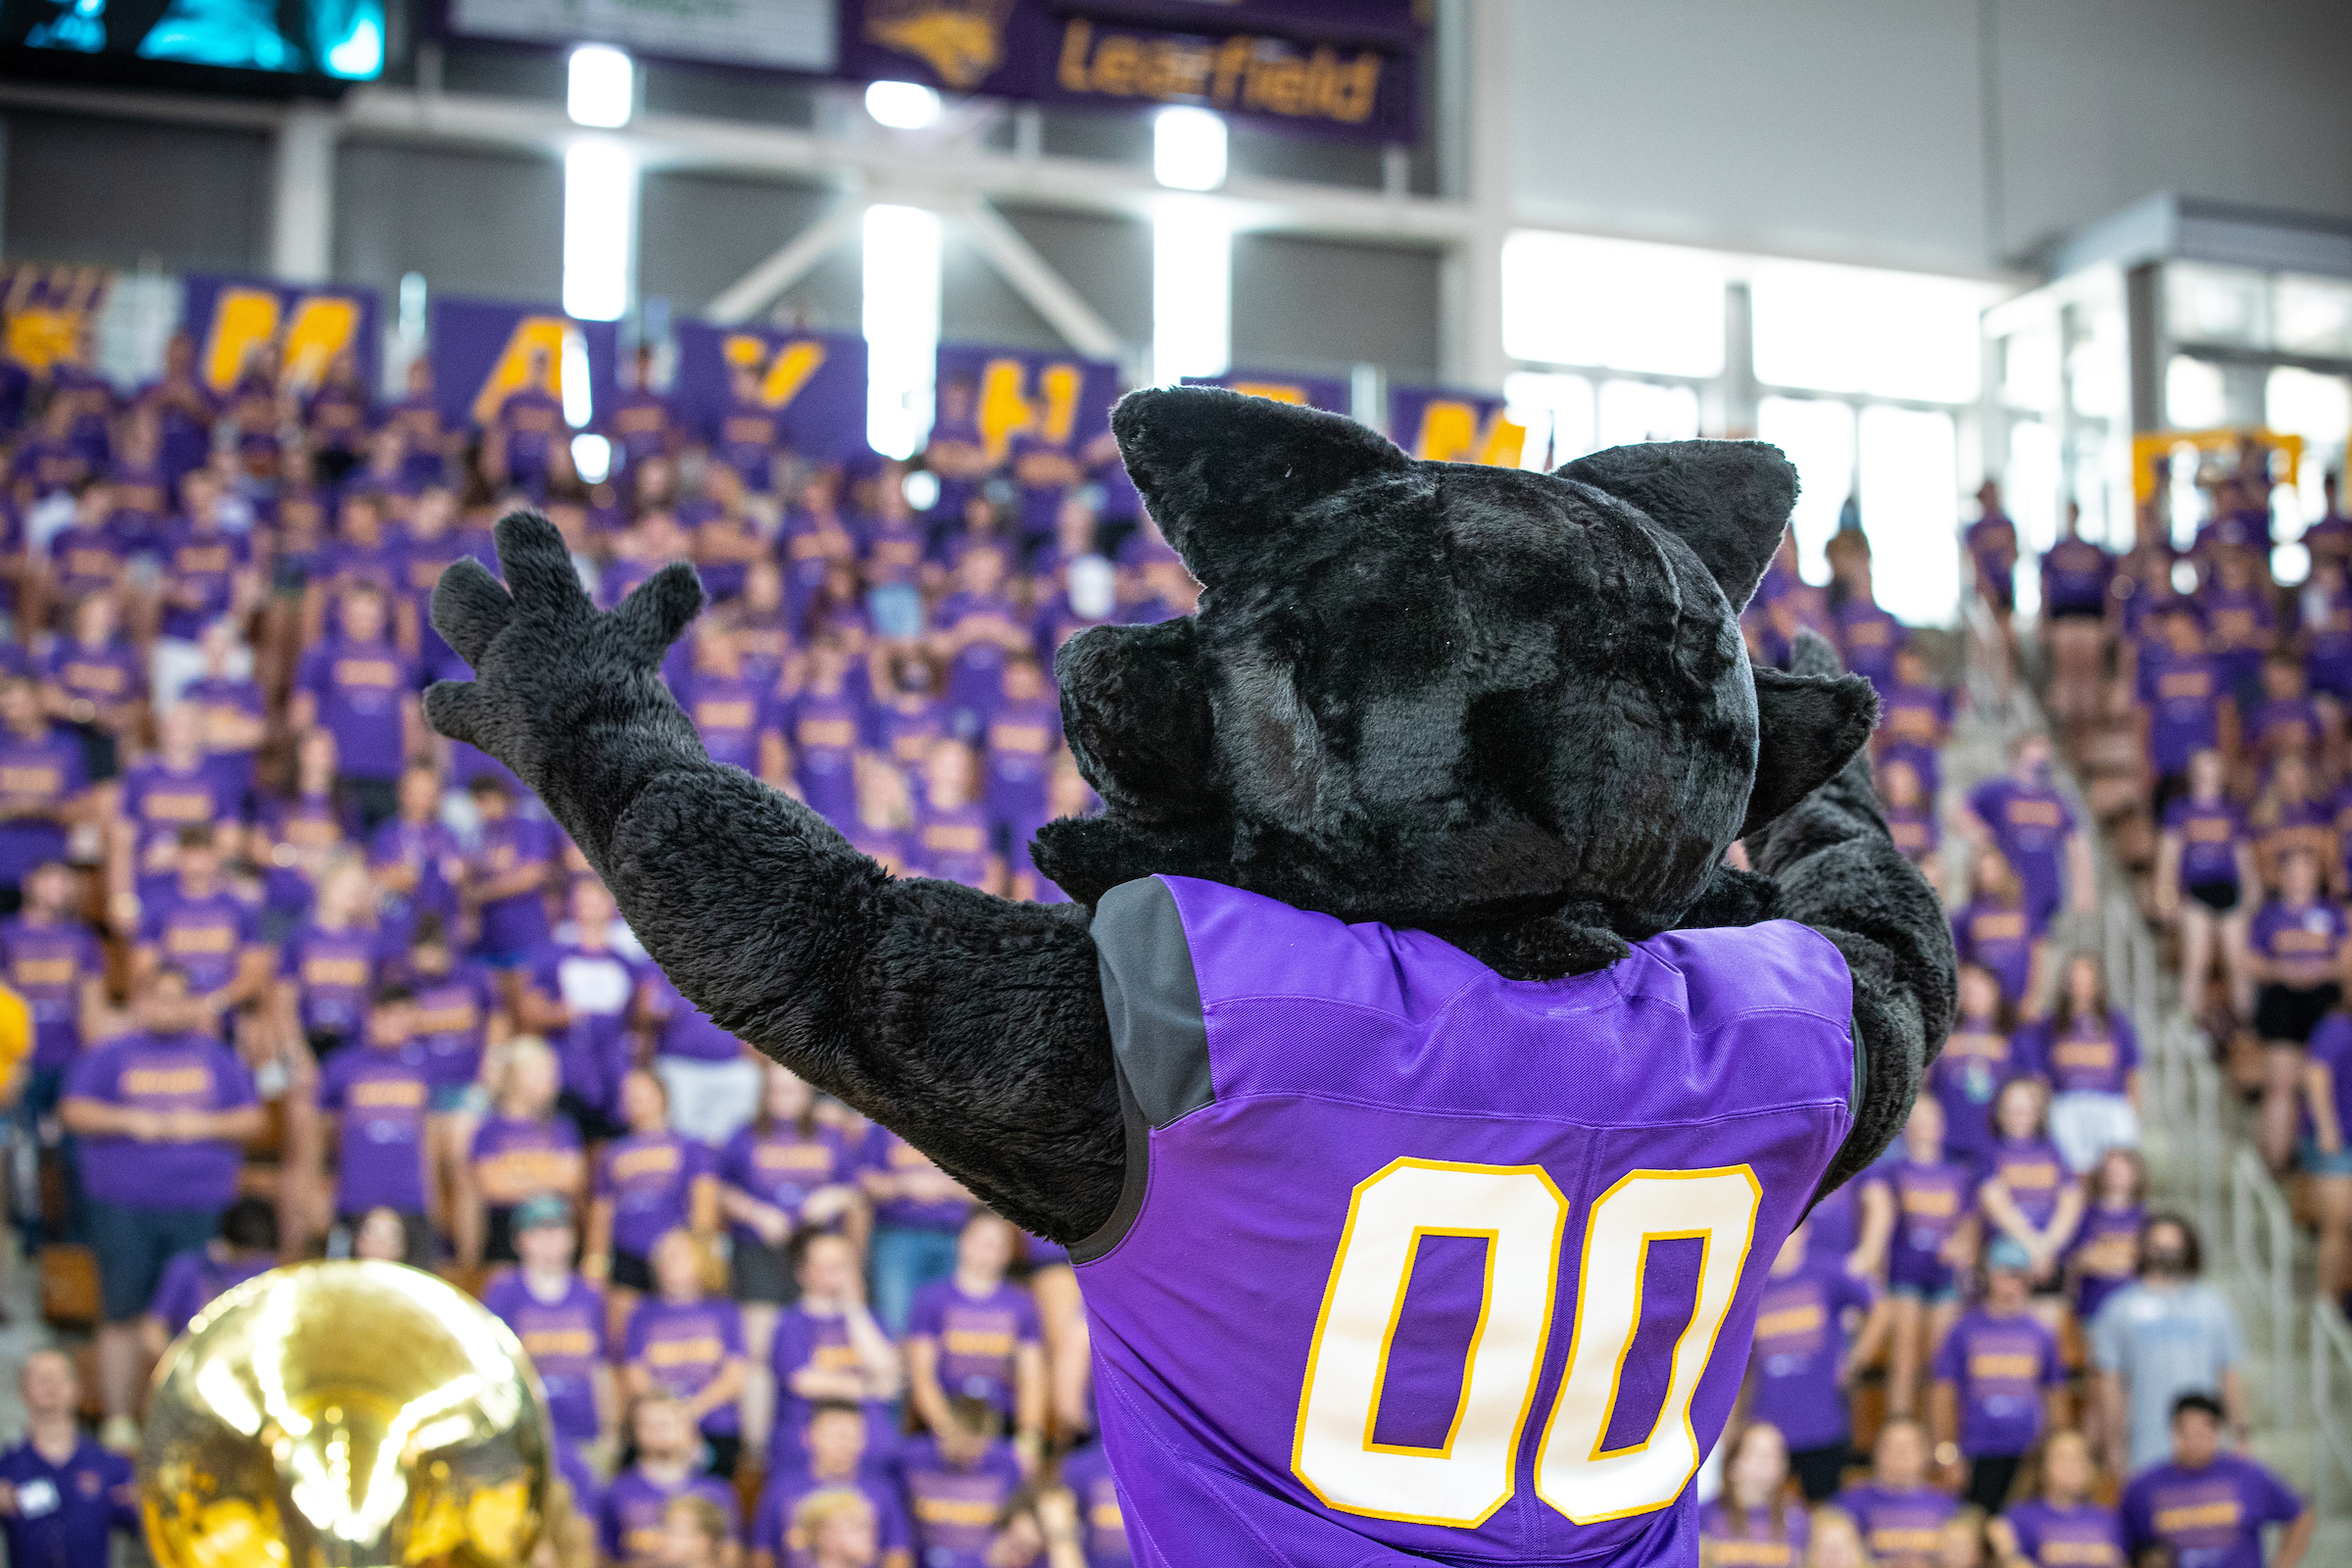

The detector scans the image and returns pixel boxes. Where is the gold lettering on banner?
[1056,21,1385,126]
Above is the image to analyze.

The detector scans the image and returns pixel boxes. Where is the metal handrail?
[2316,1300,2352,1519]
[2230,1145,2298,1422]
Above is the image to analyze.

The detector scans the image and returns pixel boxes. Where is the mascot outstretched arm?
[430,386,1951,1565]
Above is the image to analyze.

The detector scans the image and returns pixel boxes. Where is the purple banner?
[182,273,380,396]
[1388,384,1530,468]
[1184,368,1351,416]
[840,0,1423,144]
[674,322,870,463]
[427,295,619,430]
[935,342,1118,466]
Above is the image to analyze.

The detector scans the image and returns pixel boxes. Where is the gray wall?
[334,139,563,302]
[637,169,850,324]
[4,111,271,272]
[1503,0,2352,274]
[1232,232,1441,381]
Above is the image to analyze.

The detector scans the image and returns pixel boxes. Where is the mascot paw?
[423,511,704,795]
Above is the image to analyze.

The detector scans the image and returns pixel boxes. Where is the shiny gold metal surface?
[141,1261,552,1568]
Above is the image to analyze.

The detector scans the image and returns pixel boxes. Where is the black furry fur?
[426,388,1950,1241]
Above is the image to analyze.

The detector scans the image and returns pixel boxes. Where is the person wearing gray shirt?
[2090,1212,2250,1474]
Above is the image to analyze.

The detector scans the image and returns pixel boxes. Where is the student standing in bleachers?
[2245,845,2349,1170]
[905,1211,1044,1474]
[1743,1216,1880,1502]
[482,1194,613,1460]
[2300,1007,2352,1319]
[1934,962,2041,1173]
[1951,854,2045,1019]
[2036,952,2141,1174]
[1977,1079,2084,1337]
[601,1396,742,1568]
[1836,1417,1961,1568]
[290,583,419,832]
[895,1396,1023,1568]
[2066,1147,2148,1348]
[61,964,264,1446]
[860,1122,974,1339]
[624,1228,750,1478]
[518,876,640,1139]
[278,855,394,1059]
[768,1230,902,1464]
[749,1400,912,1568]
[1885,1097,1980,1422]
[1698,1422,1808,1565]
[1964,733,2092,936]
[1931,1235,2070,1513]
[2156,748,2255,1028]
[1985,1429,2124,1568]
[0,674,88,916]
[315,984,431,1260]
[2120,1394,2312,1568]
[462,1036,585,1268]
[590,1067,718,1338]
[0,1349,137,1568]
[2090,1214,2247,1476]
[2135,601,2230,818]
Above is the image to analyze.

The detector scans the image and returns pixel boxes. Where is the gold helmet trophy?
[141,1261,553,1568]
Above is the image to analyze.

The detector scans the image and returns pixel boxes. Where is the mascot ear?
[1740,631,1880,837]
[1054,616,1216,820]
[1113,385,1410,586]
[1556,440,1796,612]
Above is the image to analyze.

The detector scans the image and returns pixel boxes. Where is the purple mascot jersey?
[1070,876,1858,1567]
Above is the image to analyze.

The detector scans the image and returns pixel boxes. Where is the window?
[2268,366,2352,544]
[1500,232,1725,378]
[1750,260,1987,404]
[2165,356,2227,431]
[1755,397,1855,587]
[1857,406,1959,626]
[1502,370,1594,471]
[1594,379,1698,450]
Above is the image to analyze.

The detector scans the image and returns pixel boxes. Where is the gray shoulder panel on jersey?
[1090,875,1213,1129]
[1066,876,1211,1267]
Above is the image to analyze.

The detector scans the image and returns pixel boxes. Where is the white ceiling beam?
[704,197,865,324]
[947,195,1122,360]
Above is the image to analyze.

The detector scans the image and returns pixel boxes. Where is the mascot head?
[1033,386,1877,975]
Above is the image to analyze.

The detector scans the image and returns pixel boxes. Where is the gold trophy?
[140,1261,552,1568]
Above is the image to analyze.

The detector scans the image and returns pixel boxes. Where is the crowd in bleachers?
[1693,467,2329,1566]
[0,320,2329,1568]
[0,327,1178,1568]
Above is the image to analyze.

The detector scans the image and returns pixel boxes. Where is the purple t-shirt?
[2002,1499,2125,1568]
[716,1122,850,1250]
[281,919,392,1037]
[120,758,233,860]
[148,1246,272,1335]
[596,1131,712,1258]
[295,638,416,783]
[907,1277,1041,1419]
[766,1305,896,1459]
[782,687,860,826]
[2166,796,2246,891]
[623,1295,745,1437]
[1836,1484,1959,1568]
[1931,1019,2040,1171]
[2137,650,2224,775]
[896,1434,1024,1568]
[1694,1499,1809,1568]
[2069,1201,2145,1329]
[1887,1157,1977,1291]
[1970,778,2075,923]
[529,942,642,1110]
[1951,900,2034,1004]
[682,672,778,775]
[481,1269,607,1443]
[1057,1441,1133,1568]
[2247,898,2347,987]
[136,885,258,998]
[0,725,87,883]
[931,590,1023,719]
[982,695,1060,827]
[409,962,499,1089]
[369,817,464,930]
[1746,1258,1876,1451]
[468,1114,583,1205]
[66,1031,257,1211]
[1985,1137,2076,1233]
[860,1125,972,1233]
[1074,878,1856,1565]
[469,814,553,957]
[317,1042,432,1214]
[750,1463,911,1568]
[1931,1307,2065,1457]
[181,675,266,804]
[2040,537,2114,617]
[159,524,251,641]
[2120,1453,2303,1568]
[0,1436,134,1568]
[2040,1009,2139,1096]
[1,915,103,1068]
[597,1468,738,1565]
[910,802,994,889]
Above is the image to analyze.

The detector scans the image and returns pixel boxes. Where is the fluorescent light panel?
[1154,106,1227,191]
[863,204,944,461]
[1153,209,1230,383]
[562,140,635,323]
[865,80,942,130]
[567,45,634,128]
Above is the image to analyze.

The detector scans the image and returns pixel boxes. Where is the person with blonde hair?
[790,1489,878,1568]
[458,1035,584,1268]
[1801,1508,1869,1568]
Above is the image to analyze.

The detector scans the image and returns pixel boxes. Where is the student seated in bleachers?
[768,1230,902,1465]
[143,1194,277,1350]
